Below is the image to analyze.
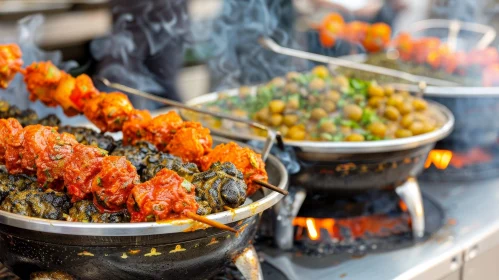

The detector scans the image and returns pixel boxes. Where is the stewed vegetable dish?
[188,66,446,142]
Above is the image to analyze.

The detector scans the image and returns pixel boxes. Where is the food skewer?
[98,77,284,161]
[258,36,458,87]
[184,211,237,233]
[253,179,288,196]
[0,118,238,232]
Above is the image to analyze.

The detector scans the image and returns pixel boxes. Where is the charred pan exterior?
[68,200,130,223]
[142,152,199,182]
[0,189,71,220]
[193,162,247,215]
[111,141,158,174]
[58,126,116,152]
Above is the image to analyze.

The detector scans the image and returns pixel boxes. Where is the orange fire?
[424,149,453,170]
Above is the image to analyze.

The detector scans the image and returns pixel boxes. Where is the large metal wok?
[185,91,454,191]
[0,137,288,280]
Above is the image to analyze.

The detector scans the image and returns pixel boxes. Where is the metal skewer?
[99,78,284,162]
[259,37,458,87]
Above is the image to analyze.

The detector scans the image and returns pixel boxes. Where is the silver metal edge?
[183,90,455,154]
[0,137,288,236]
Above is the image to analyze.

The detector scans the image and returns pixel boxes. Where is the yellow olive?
[383,85,395,96]
[239,86,252,98]
[387,95,404,107]
[422,122,435,133]
[400,114,414,128]
[319,133,334,141]
[287,99,300,110]
[340,126,352,135]
[384,106,401,121]
[399,91,411,98]
[270,77,286,88]
[309,78,326,91]
[323,101,336,113]
[269,114,283,127]
[311,108,328,121]
[343,104,363,121]
[412,98,428,111]
[312,65,329,79]
[255,107,270,122]
[269,100,286,114]
[368,84,384,97]
[319,121,337,133]
[368,122,387,138]
[409,121,425,135]
[397,102,413,115]
[368,96,384,108]
[278,125,289,137]
[325,90,341,102]
[395,129,413,138]
[288,125,306,140]
[284,82,299,94]
[345,133,365,142]
[286,72,301,81]
[283,114,299,126]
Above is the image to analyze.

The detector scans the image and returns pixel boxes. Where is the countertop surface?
[261,177,499,280]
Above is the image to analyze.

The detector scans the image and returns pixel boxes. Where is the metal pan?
[0,136,288,280]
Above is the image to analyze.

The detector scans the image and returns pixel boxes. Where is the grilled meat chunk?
[67,200,130,223]
[58,126,116,152]
[192,162,247,215]
[0,170,38,203]
[141,152,199,182]
[111,141,157,174]
[0,189,71,220]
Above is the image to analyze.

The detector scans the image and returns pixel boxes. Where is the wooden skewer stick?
[223,206,233,211]
[184,211,237,233]
[253,179,288,196]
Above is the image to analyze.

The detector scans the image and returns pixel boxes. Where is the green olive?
[409,121,425,135]
[319,133,334,141]
[368,84,384,97]
[383,85,395,96]
[270,77,286,88]
[319,121,337,133]
[286,72,301,81]
[325,90,341,102]
[387,95,404,107]
[309,78,326,91]
[287,99,300,110]
[368,122,387,138]
[269,114,283,127]
[395,129,413,138]
[343,104,363,121]
[400,114,414,128]
[368,96,384,108]
[255,108,270,122]
[283,114,299,126]
[397,102,413,115]
[288,125,306,140]
[323,101,336,113]
[284,82,299,94]
[384,106,401,121]
[345,133,365,142]
[269,100,286,114]
[412,98,428,111]
[312,65,329,78]
[311,108,328,121]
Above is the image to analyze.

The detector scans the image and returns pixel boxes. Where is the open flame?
[425,148,493,170]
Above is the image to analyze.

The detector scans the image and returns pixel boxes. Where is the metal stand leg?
[234,245,262,280]
[396,177,425,239]
[273,188,307,250]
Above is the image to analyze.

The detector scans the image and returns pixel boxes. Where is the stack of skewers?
[0,44,282,232]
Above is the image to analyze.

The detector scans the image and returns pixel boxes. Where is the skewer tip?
[185,211,237,233]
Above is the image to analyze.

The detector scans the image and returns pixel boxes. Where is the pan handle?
[99,78,284,162]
